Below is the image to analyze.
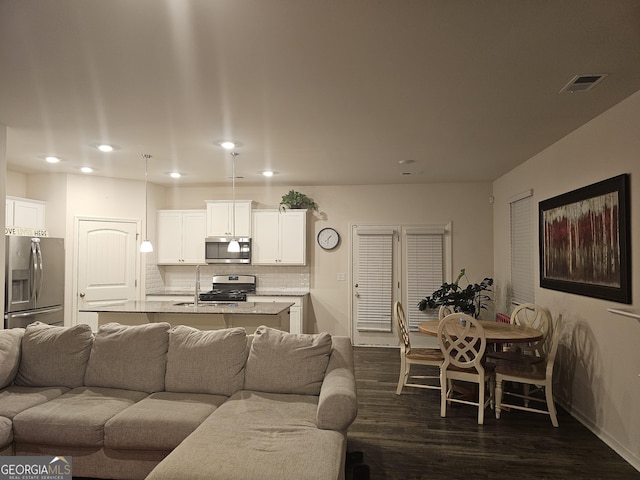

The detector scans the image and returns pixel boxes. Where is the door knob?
[79,292,85,298]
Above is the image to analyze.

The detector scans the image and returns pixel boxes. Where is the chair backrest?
[545,315,563,377]
[511,303,551,356]
[438,313,487,372]
[394,301,411,353]
[438,305,455,320]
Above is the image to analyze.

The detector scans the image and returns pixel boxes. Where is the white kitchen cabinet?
[156,210,206,264]
[205,200,253,237]
[6,196,46,229]
[251,209,307,265]
[246,294,308,334]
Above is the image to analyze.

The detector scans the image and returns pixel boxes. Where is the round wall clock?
[317,227,340,250]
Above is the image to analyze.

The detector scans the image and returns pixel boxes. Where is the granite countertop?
[80,300,294,315]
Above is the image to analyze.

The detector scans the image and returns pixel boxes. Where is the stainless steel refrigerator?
[5,236,65,328]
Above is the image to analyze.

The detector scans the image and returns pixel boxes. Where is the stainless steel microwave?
[205,237,251,264]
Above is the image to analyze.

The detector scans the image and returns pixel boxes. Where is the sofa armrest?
[316,336,358,431]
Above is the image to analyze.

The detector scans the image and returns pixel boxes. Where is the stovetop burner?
[199,274,256,302]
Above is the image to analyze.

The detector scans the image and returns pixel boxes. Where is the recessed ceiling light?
[97,144,114,152]
[81,167,94,173]
[215,140,242,150]
[45,156,61,164]
[261,170,275,177]
[398,159,415,165]
[169,172,181,179]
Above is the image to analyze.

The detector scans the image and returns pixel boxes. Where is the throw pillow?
[165,326,248,396]
[84,322,170,393]
[244,326,332,395]
[15,322,93,388]
[0,328,24,389]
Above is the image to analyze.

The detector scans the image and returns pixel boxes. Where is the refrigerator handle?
[36,241,44,302]
[30,240,39,304]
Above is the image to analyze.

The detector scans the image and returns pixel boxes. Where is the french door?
[351,223,451,347]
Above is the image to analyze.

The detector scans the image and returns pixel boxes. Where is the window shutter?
[510,191,534,304]
[405,229,444,330]
[356,230,394,332]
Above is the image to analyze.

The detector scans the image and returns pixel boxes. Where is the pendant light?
[227,152,240,252]
[140,154,154,253]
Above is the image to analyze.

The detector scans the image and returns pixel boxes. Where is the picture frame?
[539,173,631,304]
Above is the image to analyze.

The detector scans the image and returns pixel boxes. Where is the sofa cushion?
[15,322,93,388]
[12,386,148,448]
[105,391,227,450]
[146,391,346,480]
[165,326,247,396]
[0,385,70,420]
[0,328,24,389]
[0,416,13,449]
[84,322,170,393]
[244,326,332,395]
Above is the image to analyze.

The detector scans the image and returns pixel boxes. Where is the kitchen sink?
[172,301,247,307]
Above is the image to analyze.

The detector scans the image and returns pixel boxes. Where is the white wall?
[0,124,6,326]
[5,170,26,197]
[493,89,640,469]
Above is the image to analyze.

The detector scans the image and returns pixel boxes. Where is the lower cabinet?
[247,295,308,334]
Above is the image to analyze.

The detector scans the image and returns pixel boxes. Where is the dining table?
[417,319,543,343]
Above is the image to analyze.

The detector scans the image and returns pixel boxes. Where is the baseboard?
[557,398,640,472]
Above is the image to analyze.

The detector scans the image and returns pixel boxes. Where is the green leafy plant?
[279,190,318,212]
[418,268,493,318]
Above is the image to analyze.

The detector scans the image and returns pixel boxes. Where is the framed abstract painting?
[539,174,631,303]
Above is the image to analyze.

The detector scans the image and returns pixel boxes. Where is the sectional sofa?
[0,321,358,479]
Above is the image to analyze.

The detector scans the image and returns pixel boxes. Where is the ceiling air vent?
[560,74,607,93]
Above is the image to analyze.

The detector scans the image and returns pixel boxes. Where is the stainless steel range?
[199,275,256,302]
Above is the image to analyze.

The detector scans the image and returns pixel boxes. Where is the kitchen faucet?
[194,265,200,306]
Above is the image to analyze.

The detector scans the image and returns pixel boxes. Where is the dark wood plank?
[347,346,640,480]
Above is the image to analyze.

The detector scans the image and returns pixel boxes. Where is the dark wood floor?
[347,346,640,480]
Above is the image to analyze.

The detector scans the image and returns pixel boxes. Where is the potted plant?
[418,268,493,318]
[279,190,319,212]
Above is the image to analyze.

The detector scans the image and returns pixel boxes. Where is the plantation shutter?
[356,228,394,332]
[510,190,535,304]
[404,227,445,330]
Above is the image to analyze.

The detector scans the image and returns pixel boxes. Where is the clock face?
[317,227,340,250]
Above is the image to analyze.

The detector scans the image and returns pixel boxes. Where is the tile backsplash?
[146,263,310,294]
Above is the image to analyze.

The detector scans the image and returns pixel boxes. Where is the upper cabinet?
[206,200,254,238]
[156,210,206,264]
[252,209,307,265]
[6,196,46,229]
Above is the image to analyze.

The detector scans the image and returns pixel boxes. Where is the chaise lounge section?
[0,321,358,480]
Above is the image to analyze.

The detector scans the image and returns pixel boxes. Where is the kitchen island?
[80,300,294,333]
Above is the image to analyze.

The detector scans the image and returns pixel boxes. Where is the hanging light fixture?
[227,152,240,253]
[140,154,154,253]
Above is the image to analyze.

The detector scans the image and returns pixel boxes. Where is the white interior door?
[75,219,138,331]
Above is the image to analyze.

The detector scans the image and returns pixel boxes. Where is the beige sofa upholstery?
[0,322,358,480]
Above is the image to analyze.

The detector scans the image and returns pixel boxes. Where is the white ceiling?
[1,0,640,187]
